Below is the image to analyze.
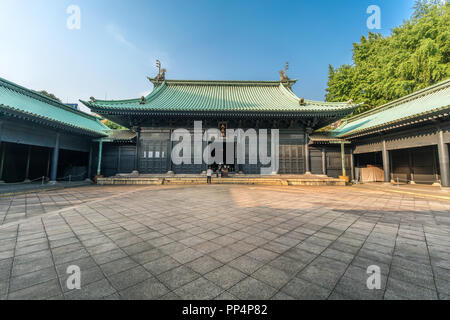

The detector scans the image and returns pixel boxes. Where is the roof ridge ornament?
[280,62,290,82]
[140,96,146,105]
[154,60,166,85]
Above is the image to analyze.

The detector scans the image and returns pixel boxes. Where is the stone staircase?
[96,174,346,186]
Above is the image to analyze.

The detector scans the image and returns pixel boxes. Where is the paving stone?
[209,247,242,263]
[108,266,153,291]
[229,277,277,300]
[247,248,279,263]
[8,279,62,300]
[281,277,331,300]
[0,258,13,280]
[186,256,223,275]
[333,275,384,300]
[157,265,200,290]
[389,265,435,290]
[11,257,54,277]
[65,279,116,300]
[143,256,181,275]
[283,248,316,264]
[171,247,204,264]
[385,277,438,300]
[227,255,265,275]
[174,277,223,300]
[9,266,57,293]
[100,257,139,276]
[131,249,165,264]
[205,265,247,290]
[271,291,295,300]
[252,265,292,289]
[92,249,127,265]
[121,242,155,256]
[269,256,306,276]
[297,264,344,290]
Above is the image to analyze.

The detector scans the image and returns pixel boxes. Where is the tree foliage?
[103,120,126,130]
[326,1,449,115]
[37,90,62,102]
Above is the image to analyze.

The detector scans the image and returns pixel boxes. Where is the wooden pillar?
[433,147,440,183]
[168,129,174,174]
[117,146,122,174]
[49,133,60,184]
[340,142,346,177]
[0,143,5,184]
[86,143,93,180]
[96,140,103,176]
[134,128,141,174]
[321,148,327,176]
[0,121,4,183]
[24,145,31,182]
[437,128,450,187]
[304,132,311,174]
[382,140,390,183]
[408,150,415,184]
[350,147,355,181]
[46,149,51,179]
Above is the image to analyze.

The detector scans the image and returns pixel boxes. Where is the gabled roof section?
[333,79,450,138]
[81,78,360,116]
[0,77,109,137]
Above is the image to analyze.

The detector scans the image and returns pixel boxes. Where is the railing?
[1,172,87,185]
[55,171,87,182]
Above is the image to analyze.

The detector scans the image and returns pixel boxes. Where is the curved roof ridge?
[278,83,301,102]
[148,77,298,87]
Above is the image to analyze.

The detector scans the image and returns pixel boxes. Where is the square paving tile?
[228,277,277,300]
[174,277,223,300]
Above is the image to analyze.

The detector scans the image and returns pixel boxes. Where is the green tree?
[37,90,62,102]
[103,120,126,130]
[326,1,449,115]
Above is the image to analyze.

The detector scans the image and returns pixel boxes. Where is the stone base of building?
[96,174,347,186]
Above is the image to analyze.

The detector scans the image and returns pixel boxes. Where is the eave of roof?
[309,133,350,144]
[0,77,109,137]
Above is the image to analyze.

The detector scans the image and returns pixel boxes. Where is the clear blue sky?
[0,0,415,112]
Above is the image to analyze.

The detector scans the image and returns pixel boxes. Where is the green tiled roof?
[0,77,109,137]
[334,79,450,138]
[81,79,359,116]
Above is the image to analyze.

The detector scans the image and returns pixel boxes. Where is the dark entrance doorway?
[210,141,236,173]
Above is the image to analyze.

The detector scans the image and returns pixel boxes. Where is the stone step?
[97,176,346,186]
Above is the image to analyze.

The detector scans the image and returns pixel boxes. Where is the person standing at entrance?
[207,167,212,184]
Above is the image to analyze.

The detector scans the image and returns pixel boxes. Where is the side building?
[333,78,450,187]
[0,77,109,183]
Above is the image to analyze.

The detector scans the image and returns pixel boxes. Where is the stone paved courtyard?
[1,184,450,300]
